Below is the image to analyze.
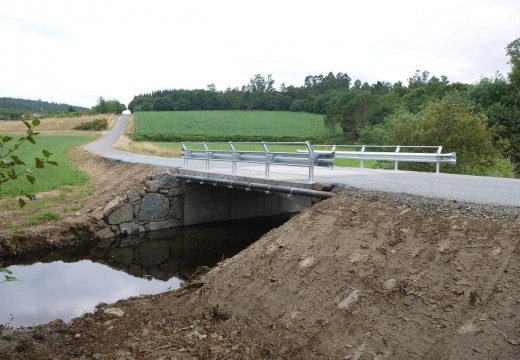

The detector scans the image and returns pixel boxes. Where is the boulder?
[108,203,134,225]
[103,196,125,217]
[126,189,141,203]
[138,193,169,221]
[152,173,179,189]
[95,227,115,240]
[145,180,160,193]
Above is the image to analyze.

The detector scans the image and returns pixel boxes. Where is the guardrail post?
[394,145,401,171]
[261,142,270,178]
[203,142,210,171]
[306,141,314,182]
[360,145,366,169]
[436,145,443,174]
[229,142,237,174]
[181,142,188,168]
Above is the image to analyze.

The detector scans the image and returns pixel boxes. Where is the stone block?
[103,196,125,217]
[127,189,141,203]
[168,187,184,197]
[138,193,169,221]
[96,227,115,239]
[145,180,160,193]
[152,173,179,189]
[108,203,134,224]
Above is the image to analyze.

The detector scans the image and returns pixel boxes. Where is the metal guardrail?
[181,141,334,182]
[299,145,456,174]
[181,142,457,182]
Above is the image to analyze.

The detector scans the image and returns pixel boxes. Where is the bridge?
[84,115,520,220]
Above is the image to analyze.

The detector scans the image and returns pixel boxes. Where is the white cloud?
[0,0,519,107]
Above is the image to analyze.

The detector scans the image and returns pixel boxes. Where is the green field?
[133,110,341,142]
[0,135,94,195]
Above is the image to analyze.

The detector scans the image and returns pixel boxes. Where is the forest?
[129,38,520,176]
[0,97,125,120]
[0,97,89,119]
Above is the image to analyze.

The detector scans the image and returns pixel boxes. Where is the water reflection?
[0,217,287,328]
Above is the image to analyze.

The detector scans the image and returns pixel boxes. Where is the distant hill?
[0,97,89,113]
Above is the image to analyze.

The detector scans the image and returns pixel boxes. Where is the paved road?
[83,115,520,207]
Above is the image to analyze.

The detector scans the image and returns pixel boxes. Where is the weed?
[33,211,60,221]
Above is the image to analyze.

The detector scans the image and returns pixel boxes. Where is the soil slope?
[1,151,520,359]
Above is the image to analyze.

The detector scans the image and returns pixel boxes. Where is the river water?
[0,217,286,328]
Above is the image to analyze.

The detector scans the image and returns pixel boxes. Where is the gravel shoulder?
[1,150,519,359]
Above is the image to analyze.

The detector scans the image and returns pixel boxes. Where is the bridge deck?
[179,161,520,207]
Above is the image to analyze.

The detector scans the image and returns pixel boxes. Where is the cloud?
[0,0,519,107]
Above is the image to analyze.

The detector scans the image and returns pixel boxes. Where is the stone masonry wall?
[90,173,184,239]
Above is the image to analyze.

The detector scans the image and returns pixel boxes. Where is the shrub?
[73,118,108,131]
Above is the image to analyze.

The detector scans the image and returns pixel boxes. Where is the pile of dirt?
[1,150,519,359]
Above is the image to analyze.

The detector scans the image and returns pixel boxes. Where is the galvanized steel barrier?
[181,142,457,182]
[181,141,334,182]
[299,145,456,174]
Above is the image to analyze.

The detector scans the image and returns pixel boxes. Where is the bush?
[73,118,108,131]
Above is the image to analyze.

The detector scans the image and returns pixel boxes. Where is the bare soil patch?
[1,150,519,359]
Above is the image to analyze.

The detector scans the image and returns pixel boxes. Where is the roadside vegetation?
[73,118,108,131]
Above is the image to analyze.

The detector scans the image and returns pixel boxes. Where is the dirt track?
[1,150,520,359]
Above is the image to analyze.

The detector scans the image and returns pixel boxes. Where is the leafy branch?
[0,118,57,207]
[1,118,57,282]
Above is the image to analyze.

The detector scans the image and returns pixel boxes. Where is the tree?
[1,119,57,282]
[384,92,503,174]
[91,96,126,114]
[340,91,379,140]
[506,37,520,101]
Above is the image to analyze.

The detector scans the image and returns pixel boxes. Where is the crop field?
[133,110,341,142]
[0,135,94,195]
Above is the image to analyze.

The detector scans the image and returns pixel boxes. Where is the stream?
[0,216,287,328]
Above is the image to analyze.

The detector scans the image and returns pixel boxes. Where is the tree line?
[0,97,89,119]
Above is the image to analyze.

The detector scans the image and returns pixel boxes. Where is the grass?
[26,211,60,226]
[133,110,341,142]
[0,135,94,195]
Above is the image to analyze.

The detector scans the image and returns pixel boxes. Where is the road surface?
[83,114,520,207]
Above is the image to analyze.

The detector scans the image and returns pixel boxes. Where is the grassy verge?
[0,135,95,229]
[0,135,94,194]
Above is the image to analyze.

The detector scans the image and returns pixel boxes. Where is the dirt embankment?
[1,150,520,359]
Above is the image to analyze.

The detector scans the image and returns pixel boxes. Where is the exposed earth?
[1,148,520,359]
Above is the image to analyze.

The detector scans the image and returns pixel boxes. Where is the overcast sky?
[1,0,519,108]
